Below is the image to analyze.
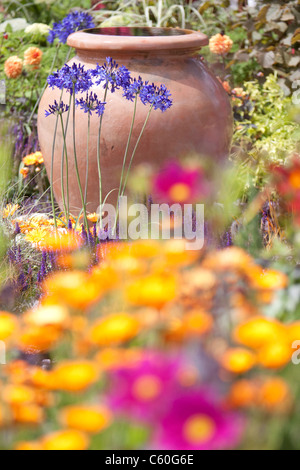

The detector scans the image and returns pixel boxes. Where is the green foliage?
[233,74,300,191]
[2,0,92,24]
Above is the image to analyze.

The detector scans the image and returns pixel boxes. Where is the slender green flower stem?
[72,86,89,230]
[85,113,91,206]
[50,114,59,231]
[63,94,72,220]
[59,112,69,221]
[112,94,138,235]
[121,104,154,197]
[97,85,109,229]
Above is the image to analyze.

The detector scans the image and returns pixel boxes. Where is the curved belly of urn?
[38,27,233,215]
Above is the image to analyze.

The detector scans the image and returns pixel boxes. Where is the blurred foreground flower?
[152,160,209,204]
[24,47,43,68]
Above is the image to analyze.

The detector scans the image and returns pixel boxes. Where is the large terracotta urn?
[38,27,233,214]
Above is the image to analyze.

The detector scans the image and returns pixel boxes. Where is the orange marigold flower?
[126,273,177,309]
[258,377,291,411]
[12,404,44,425]
[209,33,233,55]
[87,212,99,224]
[257,341,291,370]
[221,348,256,374]
[90,313,140,347]
[60,405,112,434]
[233,317,288,350]
[23,151,44,166]
[37,231,82,252]
[4,56,23,79]
[18,324,63,353]
[50,361,100,392]
[227,380,257,408]
[20,168,29,178]
[24,47,43,67]
[247,267,288,291]
[0,311,18,341]
[95,348,143,370]
[43,271,104,310]
[41,429,89,451]
[2,384,36,405]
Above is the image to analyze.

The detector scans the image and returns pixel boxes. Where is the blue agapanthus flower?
[91,57,131,93]
[47,63,93,95]
[140,82,173,112]
[76,92,106,117]
[123,76,145,102]
[48,11,95,44]
[45,100,70,117]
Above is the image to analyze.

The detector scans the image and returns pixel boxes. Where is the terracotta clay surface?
[38,27,233,214]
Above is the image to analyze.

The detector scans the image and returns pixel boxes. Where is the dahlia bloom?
[209,33,233,55]
[24,47,43,67]
[4,56,23,79]
[153,389,245,450]
[153,160,209,204]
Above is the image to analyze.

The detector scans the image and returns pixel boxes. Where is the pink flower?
[153,161,209,204]
[107,351,184,422]
[152,389,245,450]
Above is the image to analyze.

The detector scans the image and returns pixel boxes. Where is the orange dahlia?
[209,33,233,55]
[24,47,43,67]
[4,56,23,79]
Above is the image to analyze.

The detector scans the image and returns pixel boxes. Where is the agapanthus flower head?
[91,57,131,93]
[24,47,43,67]
[45,100,70,117]
[152,389,244,450]
[47,63,93,95]
[139,82,173,112]
[76,92,106,117]
[4,56,23,79]
[153,160,209,204]
[48,11,95,45]
[107,351,185,422]
[123,76,144,102]
[209,33,233,55]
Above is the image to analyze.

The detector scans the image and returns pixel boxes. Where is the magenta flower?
[152,160,209,204]
[107,351,184,423]
[152,389,245,450]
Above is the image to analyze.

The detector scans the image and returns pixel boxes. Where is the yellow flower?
[24,47,43,67]
[20,168,29,179]
[0,312,18,341]
[126,273,177,309]
[60,405,112,434]
[233,317,288,350]
[90,313,140,346]
[257,341,291,369]
[4,56,23,79]
[221,348,256,374]
[41,430,89,451]
[43,271,104,310]
[247,267,288,291]
[202,247,253,272]
[23,305,70,328]
[23,151,44,166]
[2,204,19,219]
[87,213,99,224]
[209,33,233,55]
[37,231,82,252]
[50,361,100,392]
[18,324,63,353]
[25,228,49,246]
